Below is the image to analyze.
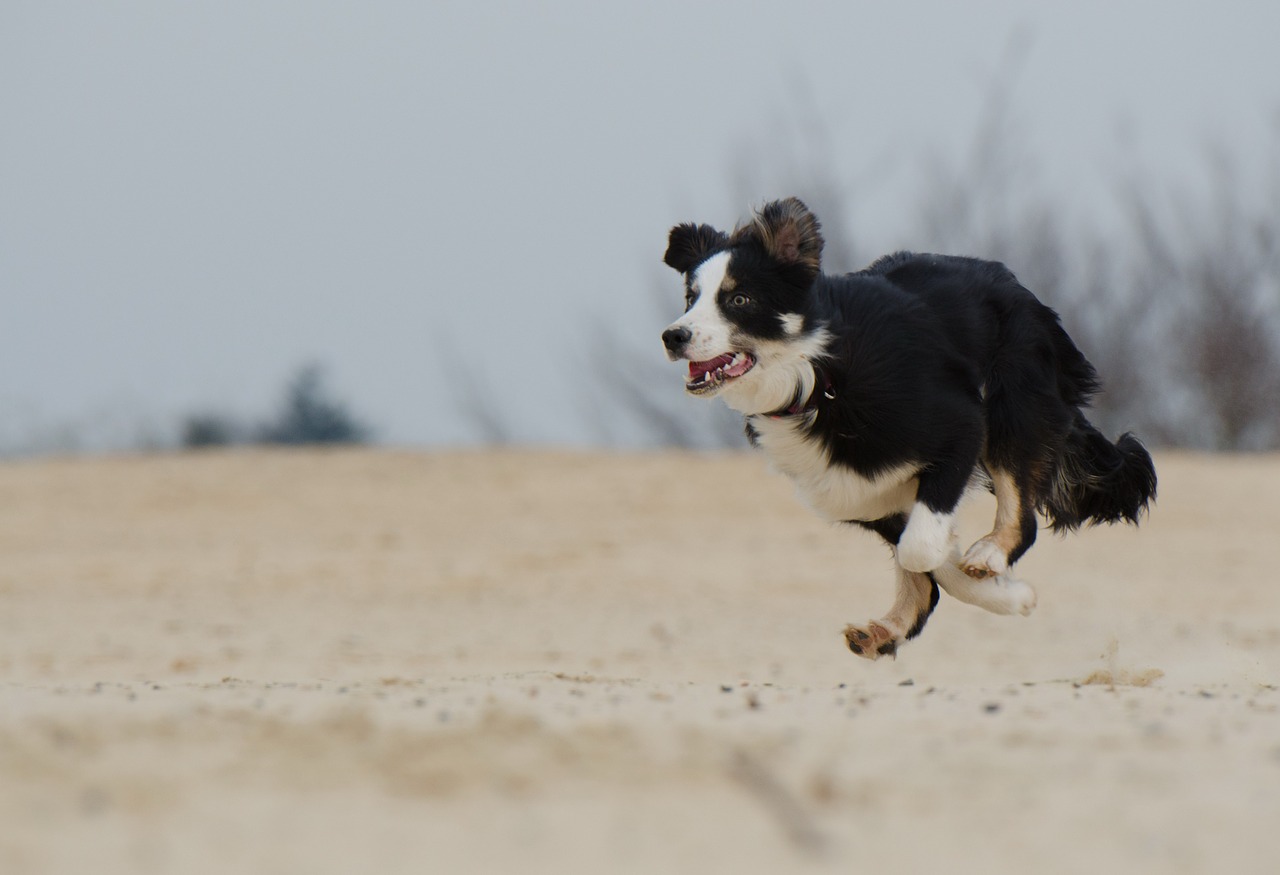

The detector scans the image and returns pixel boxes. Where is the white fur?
[719,329,833,415]
[896,504,955,572]
[932,551,1037,616]
[779,313,804,335]
[749,415,919,522]
[666,252,734,362]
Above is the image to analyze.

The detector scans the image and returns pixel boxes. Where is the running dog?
[661,197,1156,659]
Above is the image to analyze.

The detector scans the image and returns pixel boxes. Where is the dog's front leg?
[895,440,980,572]
[896,503,957,572]
[844,565,939,660]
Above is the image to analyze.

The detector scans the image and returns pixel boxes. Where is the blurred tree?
[1121,150,1280,449]
[256,364,371,445]
[636,94,1280,450]
[444,61,1280,451]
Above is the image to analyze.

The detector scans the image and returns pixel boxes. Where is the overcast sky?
[3,1,1278,452]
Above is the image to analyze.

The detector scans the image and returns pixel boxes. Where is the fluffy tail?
[1043,414,1157,533]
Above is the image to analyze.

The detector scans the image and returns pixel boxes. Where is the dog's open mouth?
[686,352,755,393]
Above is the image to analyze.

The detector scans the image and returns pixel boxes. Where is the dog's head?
[661,197,828,415]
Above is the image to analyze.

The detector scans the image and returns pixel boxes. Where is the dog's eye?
[730,294,750,307]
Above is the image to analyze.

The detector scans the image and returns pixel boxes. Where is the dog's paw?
[960,536,1009,579]
[934,564,1039,616]
[896,509,954,573]
[993,575,1038,616]
[843,622,900,660]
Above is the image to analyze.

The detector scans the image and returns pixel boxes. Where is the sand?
[1,447,1278,874]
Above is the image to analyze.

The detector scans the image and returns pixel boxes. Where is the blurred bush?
[180,363,370,449]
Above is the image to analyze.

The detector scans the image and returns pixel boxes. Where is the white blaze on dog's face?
[669,251,735,363]
[662,249,760,404]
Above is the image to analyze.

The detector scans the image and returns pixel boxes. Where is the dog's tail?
[1042,413,1157,533]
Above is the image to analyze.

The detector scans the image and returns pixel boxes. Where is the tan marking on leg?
[961,468,1023,579]
[844,565,935,660]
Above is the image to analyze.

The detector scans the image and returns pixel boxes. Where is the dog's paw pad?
[960,538,1009,580]
[843,622,898,660]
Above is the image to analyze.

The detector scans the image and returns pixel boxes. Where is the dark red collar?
[768,362,834,419]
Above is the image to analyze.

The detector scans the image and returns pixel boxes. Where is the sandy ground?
[1,447,1278,874]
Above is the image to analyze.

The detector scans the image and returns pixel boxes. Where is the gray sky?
[3,1,1278,451]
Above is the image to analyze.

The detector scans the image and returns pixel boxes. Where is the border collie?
[661,197,1156,659]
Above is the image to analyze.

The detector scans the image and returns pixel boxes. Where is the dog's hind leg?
[844,564,939,660]
[969,312,1081,578]
[960,467,1039,579]
[935,547,1037,616]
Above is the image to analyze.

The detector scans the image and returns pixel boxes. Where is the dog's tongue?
[688,354,735,381]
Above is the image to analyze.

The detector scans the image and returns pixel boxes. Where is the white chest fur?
[749,415,919,523]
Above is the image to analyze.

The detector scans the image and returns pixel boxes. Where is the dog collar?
[768,363,835,418]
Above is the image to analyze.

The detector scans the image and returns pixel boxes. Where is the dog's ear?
[663,223,728,274]
[739,197,824,274]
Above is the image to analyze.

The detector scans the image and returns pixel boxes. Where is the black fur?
[663,223,729,274]
[664,199,1156,571]
[1044,418,1159,532]
[821,251,1156,535]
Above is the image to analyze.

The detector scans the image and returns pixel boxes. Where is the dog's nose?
[662,326,692,354]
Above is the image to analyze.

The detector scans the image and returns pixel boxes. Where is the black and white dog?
[661,197,1156,659]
